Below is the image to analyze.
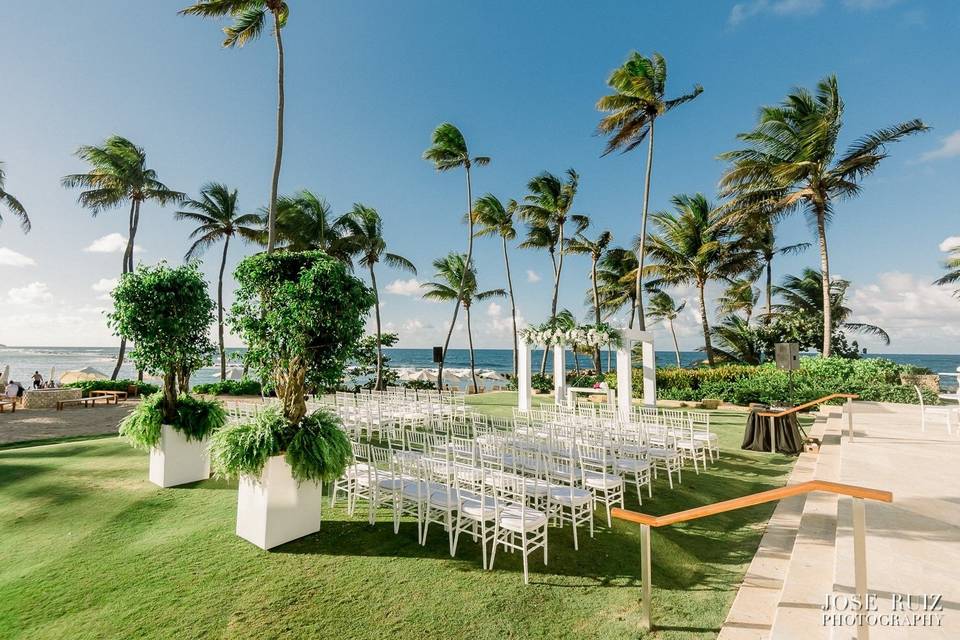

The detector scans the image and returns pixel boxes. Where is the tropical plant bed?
[0,398,802,639]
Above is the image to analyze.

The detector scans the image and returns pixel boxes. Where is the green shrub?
[192,379,262,396]
[64,379,159,397]
[532,373,553,393]
[119,392,226,449]
[209,406,350,484]
[401,380,436,391]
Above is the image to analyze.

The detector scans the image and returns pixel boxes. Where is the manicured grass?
[0,393,802,639]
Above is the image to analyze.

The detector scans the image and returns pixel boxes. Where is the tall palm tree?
[260,190,352,261]
[567,225,613,372]
[0,162,29,232]
[180,0,290,253]
[934,244,960,297]
[737,214,810,320]
[472,193,519,377]
[62,135,184,379]
[422,253,505,394]
[596,247,639,328]
[711,315,764,365]
[717,278,759,324]
[422,123,489,386]
[773,268,890,348]
[175,183,260,380]
[643,194,754,365]
[338,204,417,390]
[719,75,927,356]
[646,290,685,367]
[596,51,703,329]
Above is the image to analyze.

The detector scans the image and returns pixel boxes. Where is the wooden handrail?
[612,480,891,528]
[756,393,859,418]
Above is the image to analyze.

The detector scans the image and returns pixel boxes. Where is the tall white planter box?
[236,455,323,550]
[149,424,210,488]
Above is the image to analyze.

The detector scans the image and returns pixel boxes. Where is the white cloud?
[919,130,960,163]
[729,0,824,26]
[84,233,141,254]
[939,237,960,253]
[384,277,424,296]
[0,247,36,267]
[91,277,119,300]
[5,282,53,306]
[526,270,542,283]
[486,302,502,317]
[842,0,899,10]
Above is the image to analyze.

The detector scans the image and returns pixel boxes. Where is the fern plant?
[119,392,227,449]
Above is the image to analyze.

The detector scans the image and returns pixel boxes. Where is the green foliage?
[616,357,938,406]
[208,406,350,484]
[402,380,436,391]
[531,373,553,393]
[64,379,159,397]
[118,392,226,448]
[109,263,215,422]
[347,333,400,390]
[230,251,374,424]
[567,373,605,388]
[192,379,262,396]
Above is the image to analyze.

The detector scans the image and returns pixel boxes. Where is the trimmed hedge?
[64,379,159,397]
[192,379,262,396]
[604,357,939,406]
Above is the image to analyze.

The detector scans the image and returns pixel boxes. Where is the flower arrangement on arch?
[520,321,621,348]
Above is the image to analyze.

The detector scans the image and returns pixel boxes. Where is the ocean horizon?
[2,345,958,387]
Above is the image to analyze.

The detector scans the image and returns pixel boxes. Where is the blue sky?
[2,0,959,352]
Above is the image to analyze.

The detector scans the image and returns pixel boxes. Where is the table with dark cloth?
[741,406,805,455]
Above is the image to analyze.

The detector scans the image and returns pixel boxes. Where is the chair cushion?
[583,471,623,490]
[498,505,548,532]
[548,486,592,506]
[615,459,651,472]
[460,495,498,519]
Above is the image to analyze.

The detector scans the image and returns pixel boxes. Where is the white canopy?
[59,367,108,384]
[225,366,245,381]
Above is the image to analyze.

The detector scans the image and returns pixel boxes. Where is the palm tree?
[179,0,290,253]
[422,253,505,394]
[472,194,519,377]
[0,162,29,232]
[737,214,810,320]
[934,244,960,297]
[261,190,352,261]
[175,183,260,380]
[62,136,184,379]
[567,225,613,372]
[596,51,703,329]
[646,290,685,367]
[596,247,639,327]
[643,194,754,365]
[711,315,764,365]
[773,268,890,348]
[719,75,927,356]
[423,123,490,387]
[338,204,417,390]
[717,278,759,324]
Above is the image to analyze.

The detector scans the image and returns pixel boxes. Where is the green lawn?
[0,393,801,639]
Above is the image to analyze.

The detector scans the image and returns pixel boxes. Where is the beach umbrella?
[0,365,9,386]
[50,367,56,385]
[59,367,108,384]
[479,370,506,381]
[225,366,245,381]
[408,369,437,383]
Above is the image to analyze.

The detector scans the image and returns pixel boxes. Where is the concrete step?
[768,409,846,639]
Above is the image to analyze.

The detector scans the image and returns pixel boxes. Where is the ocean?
[2,345,959,388]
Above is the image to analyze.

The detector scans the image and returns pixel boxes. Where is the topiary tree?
[230,250,374,424]
[109,263,216,424]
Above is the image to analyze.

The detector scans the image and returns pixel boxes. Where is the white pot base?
[148,424,210,488]
[236,455,323,550]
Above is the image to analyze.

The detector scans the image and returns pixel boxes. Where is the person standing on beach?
[31,371,42,389]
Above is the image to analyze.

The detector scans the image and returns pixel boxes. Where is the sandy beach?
[0,401,135,446]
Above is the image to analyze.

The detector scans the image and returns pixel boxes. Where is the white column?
[517,340,532,411]
[642,338,657,407]
[553,344,566,405]
[617,342,632,421]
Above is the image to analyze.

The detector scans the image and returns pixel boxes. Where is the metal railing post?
[852,497,869,640]
[640,524,652,631]
[847,397,855,442]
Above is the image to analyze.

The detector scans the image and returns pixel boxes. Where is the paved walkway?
[0,401,134,445]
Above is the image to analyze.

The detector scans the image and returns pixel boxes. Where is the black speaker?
[432,346,443,363]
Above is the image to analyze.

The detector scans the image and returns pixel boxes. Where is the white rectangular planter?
[236,455,323,550]
[148,424,210,488]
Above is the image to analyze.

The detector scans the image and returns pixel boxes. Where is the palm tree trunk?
[634,118,655,331]
[369,265,384,391]
[591,257,602,373]
[539,249,559,375]
[628,296,635,329]
[669,318,681,367]
[552,221,565,319]
[266,11,285,254]
[765,258,773,323]
[698,280,715,365]
[111,200,137,381]
[217,236,230,381]
[466,303,478,394]
[438,164,475,387]
[502,236,518,378]
[815,207,832,357]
